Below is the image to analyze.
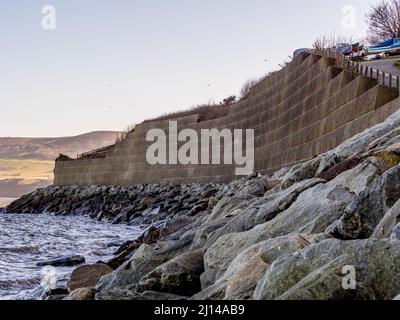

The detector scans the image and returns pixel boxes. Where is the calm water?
[0,213,141,300]
[0,198,16,208]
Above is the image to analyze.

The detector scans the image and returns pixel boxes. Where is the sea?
[0,212,141,300]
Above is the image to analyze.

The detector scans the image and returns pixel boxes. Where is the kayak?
[368,38,400,54]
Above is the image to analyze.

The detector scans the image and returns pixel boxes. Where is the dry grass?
[115,124,136,145]
[142,103,231,123]
[313,33,356,50]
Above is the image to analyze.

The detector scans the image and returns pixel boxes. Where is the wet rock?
[64,287,97,300]
[253,239,400,300]
[139,225,162,244]
[37,255,85,267]
[44,287,69,300]
[136,249,204,296]
[67,263,113,291]
[107,240,126,248]
[46,287,69,296]
[45,294,68,300]
[97,244,168,292]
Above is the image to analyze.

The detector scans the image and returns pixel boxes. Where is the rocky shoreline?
[5,110,400,300]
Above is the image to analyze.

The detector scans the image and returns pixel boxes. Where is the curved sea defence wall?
[54,52,400,186]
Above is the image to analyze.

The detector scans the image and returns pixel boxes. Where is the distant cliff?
[0,131,120,160]
[0,131,120,197]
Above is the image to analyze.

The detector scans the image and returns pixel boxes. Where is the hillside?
[0,131,120,198]
[0,131,120,160]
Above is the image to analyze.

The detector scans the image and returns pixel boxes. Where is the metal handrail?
[314,48,400,91]
[77,144,115,160]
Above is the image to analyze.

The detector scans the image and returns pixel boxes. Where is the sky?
[0,0,380,137]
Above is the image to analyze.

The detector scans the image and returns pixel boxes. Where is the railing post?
[383,72,386,86]
[397,76,400,89]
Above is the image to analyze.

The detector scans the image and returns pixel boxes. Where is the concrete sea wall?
[54,52,400,186]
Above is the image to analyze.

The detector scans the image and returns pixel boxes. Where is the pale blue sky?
[0,0,379,137]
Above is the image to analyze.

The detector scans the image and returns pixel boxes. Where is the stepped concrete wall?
[54,52,400,186]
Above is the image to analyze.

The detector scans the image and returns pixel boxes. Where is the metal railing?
[76,144,115,160]
[314,48,400,91]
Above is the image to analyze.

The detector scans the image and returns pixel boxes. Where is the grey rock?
[203,181,353,287]
[205,179,324,249]
[97,244,168,292]
[37,255,85,267]
[136,249,204,296]
[327,165,400,239]
[201,234,329,300]
[64,287,97,300]
[391,223,400,240]
[67,263,113,291]
[254,239,400,300]
[372,199,400,239]
[330,157,387,195]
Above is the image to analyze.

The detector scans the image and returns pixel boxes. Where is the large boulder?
[136,250,204,296]
[329,157,387,195]
[254,239,400,300]
[96,244,168,292]
[202,181,353,287]
[327,165,400,239]
[199,234,330,300]
[204,179,324,249]
[372,199,400,239]
[67,264,113,291]
[36,255,85,267]
[64,287,97,300]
